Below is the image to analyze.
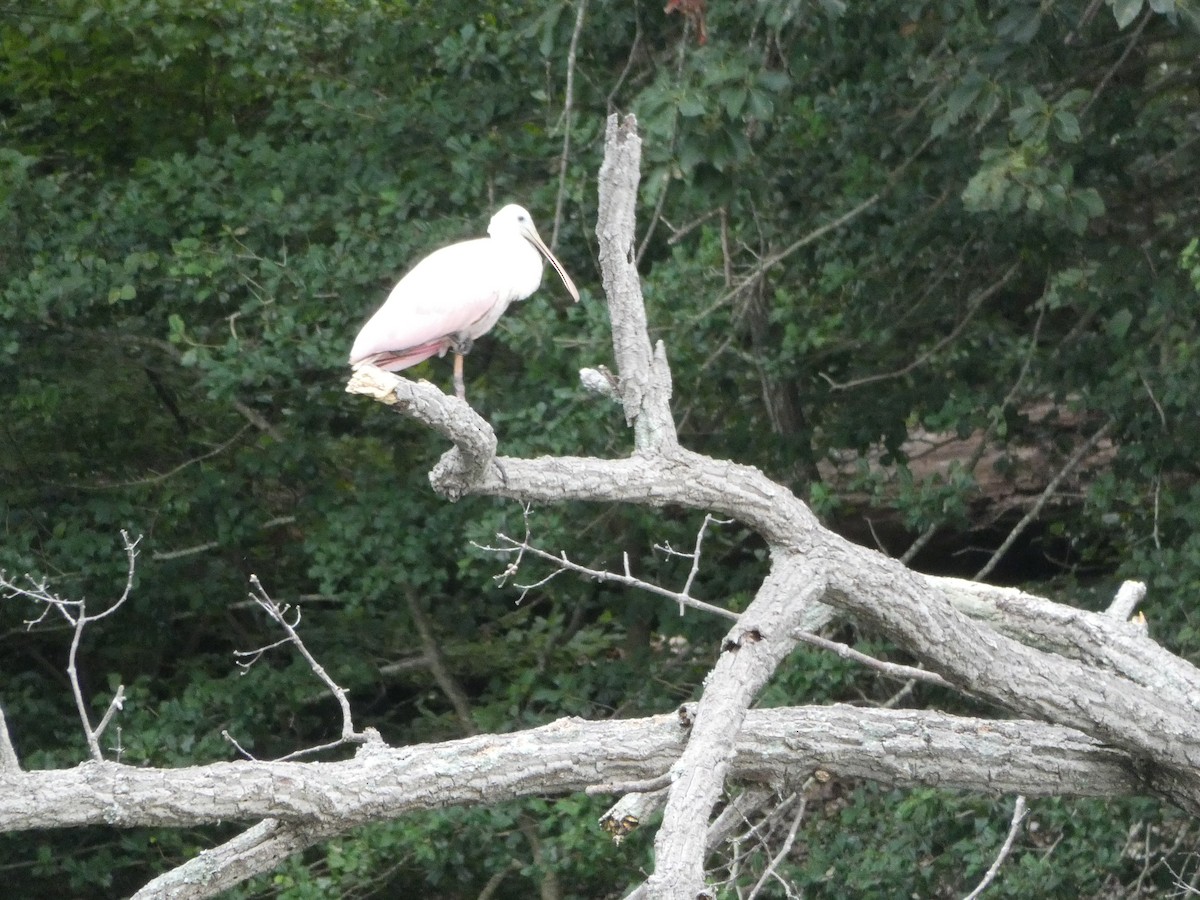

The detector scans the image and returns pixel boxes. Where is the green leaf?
[1106,307,1133,338]
[756,69,791,92]
[719,86,747,117]
[1110,0,1145,28]
[1078,187,1106,218]
[946,79,983,121]
[677,94,706,117]
[1053,110,1081,143]
[107,283,137,303]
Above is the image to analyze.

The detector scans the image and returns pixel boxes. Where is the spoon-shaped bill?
[524,229,580,302]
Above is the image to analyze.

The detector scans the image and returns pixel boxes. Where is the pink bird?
[349,204,580,400]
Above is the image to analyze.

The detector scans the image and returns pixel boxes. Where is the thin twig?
[552,0,588,251]
[2,531,141,761]
[221,729,258,761]
[791,630,956,690]
[151,540,220,561]
[899,279,1043,566]
[636,173,671,266]
[60,425,252,491]
[605,1,642,112]
[823,263,1018,391]
[714,133,936,312]
[655,514,733,616]
[974,418,1114,580]
[1081,10,1152,118]
[406,591,478,735]
[478,532,739,621]
[961,796,1028,900]
[635,33,689,266]
[665,207,722,245]
[238,576,367,751]
[746,796,808,900]
[152,516,296,562]
[720,206,733,288]
[899,523,939,565]
[1064,0,1105,45]
[1139,370,1167,428]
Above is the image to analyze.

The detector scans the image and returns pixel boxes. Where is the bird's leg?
[449,336,473,401]
[453,352,466,401]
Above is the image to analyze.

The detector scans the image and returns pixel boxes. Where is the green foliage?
[1,0,1199,895]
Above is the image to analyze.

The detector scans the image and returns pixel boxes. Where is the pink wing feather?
[349,237,511,371]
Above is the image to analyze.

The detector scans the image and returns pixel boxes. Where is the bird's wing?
[349,239,505,368]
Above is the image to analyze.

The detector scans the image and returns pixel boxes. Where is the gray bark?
[0,707,1143,832]
[347,114,1200,897]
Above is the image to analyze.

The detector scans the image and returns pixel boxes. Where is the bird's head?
[488,204,580,302]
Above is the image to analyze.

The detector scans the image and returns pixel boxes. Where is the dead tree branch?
[0,707,1148,834]
[346,114,1200,897]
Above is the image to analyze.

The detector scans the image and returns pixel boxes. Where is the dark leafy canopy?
[1,0,1198,895]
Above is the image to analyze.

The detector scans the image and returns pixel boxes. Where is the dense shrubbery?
[2,1,1198,895]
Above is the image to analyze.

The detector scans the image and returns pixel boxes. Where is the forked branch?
[230,576,371,760]
[1,530,141,761]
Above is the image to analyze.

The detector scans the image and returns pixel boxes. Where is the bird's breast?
[494,238,545,301]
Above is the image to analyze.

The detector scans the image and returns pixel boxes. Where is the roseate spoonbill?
[349,204,579,400]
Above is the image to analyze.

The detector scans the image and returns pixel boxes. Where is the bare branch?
[2,531,141,761]
[961,796,1028,900]
[596,114,679,451]
[479,532,739,621]
[790,629,957,691]
[599,787,669,846]
[406,591,477,734]
[746,794,807,900]
[551,0,588,251]
[822,262,1019,392]
[1108,580,1147,622]
[704,787,776,855]
[929,576,1200,704]
[345,364,498,500]
[644,558,830,898]
[589,773,673,798]
[130,818,331,900]
[238,576,367,753]
[974,418,1114,580]
[340,114,1200,898]
[0,707,1150,834]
